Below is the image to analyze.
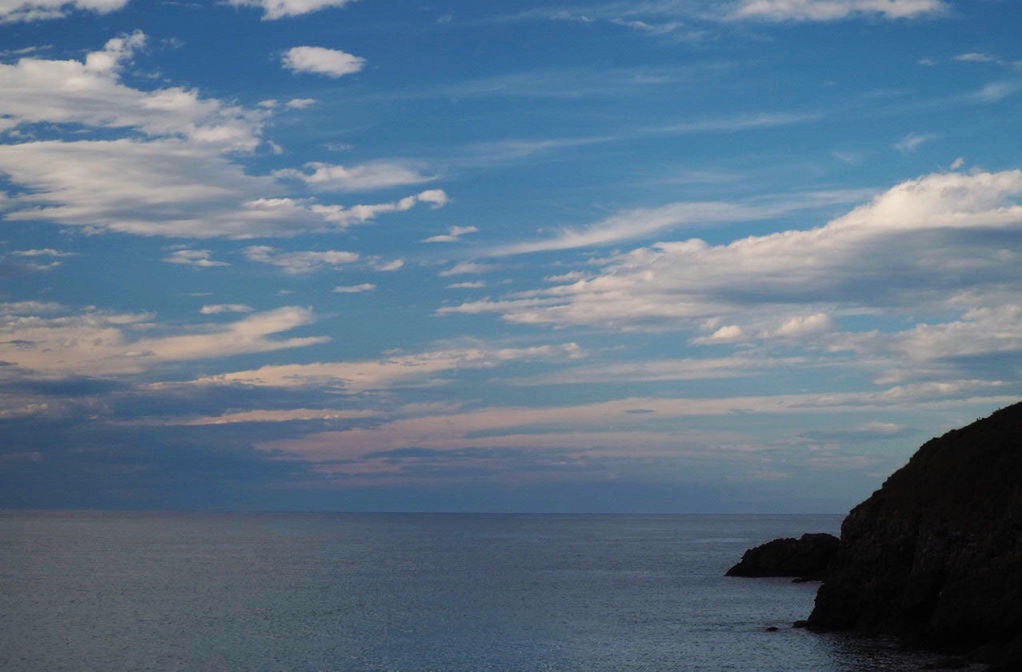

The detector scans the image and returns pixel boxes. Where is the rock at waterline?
[806,401,1022,668]
[725,532,839,580]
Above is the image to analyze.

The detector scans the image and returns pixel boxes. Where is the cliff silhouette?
[807,401,1022,668]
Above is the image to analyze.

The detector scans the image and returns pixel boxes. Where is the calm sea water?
[0,512,941,671]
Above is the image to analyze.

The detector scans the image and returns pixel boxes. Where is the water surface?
[0,512,939,671]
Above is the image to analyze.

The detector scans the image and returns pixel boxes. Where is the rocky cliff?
[807,401,1022,667]
[726,533,838,579]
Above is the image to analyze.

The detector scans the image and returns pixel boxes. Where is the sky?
[0,0,1020,513]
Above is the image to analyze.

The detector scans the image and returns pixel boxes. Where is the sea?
[0,511,949,672]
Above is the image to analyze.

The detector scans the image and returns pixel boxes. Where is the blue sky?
[1,0,1020,512]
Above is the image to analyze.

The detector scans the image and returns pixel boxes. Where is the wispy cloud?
[894,132,937,153]
[439,261,499,276]
[199,304,253,314]
[955,52,999,63]
[191,342,584,392]
[373,258,405,272]
[648,112,821,135]
[229,0,357,20]
[167,408,379,426]
[424,225,479,243]
[0,32,263,149]
[0,306,327,377]
[258,383,1005,466]
[286,97,317,109]
[162,249,228,267]
[2,247,75,272]
[969,81,1021,104]
[0,0,128,24]
[274,160,435,192]
[499,0,946,29]
[489,188,874,256]
[333,283,376,293]
[449,111,818,170]
[0,35,436,239]
[505,356,810,385]
[244,246,359,274]
[445,169,1022,380]
[11,248,75,257]
[729,0,948,21]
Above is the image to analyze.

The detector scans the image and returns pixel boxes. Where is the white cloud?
[244,246,359,274]
[0,306,326,377]
[971,81,1019,103]
[162,249,228,267]
[772,312,834,338]
[0,35,445,239]
[191,342,584,392]
[651,112,821,134]
[610,18,682,34]
[199,304,253,314]
[490,189,874,256]
[333,283,376,293]
[835,305,1022,365]
[282,46,365,78]
[229,0,357,20]
[954,52,999,63]
[310,189,450,229]
[447,281,486,289]
[0,0,127,23]
[6,259,61,271]
[0,140,448,237]
[416,189,449,207]
[444,170,1022,337]
[167,408,379,426]
[0,300,63,314]
[11,248,75,257]
[3,247,75,272]
[285,97,317,109]
[255,384,1008,463]
[274,160,434,191]
[374,259,405,272]
[894,132,937,153]
[545,271,590,283]
[731,0,948,21]
[0,32,264,150]
[692,324,744,344]
[439,261,499,277]
[424,225,479,243]
[0,140,299,237]
[505,356,809,386]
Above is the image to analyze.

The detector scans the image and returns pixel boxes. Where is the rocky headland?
[731,401,1022,669]
[726,532,838,580]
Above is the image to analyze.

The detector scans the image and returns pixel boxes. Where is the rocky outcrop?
[807,401,1022,667]
[726,533,838,579]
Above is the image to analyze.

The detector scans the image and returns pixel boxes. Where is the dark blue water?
[0,512,944,671]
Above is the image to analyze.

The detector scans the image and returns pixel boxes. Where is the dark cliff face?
[807,401,1022,663]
